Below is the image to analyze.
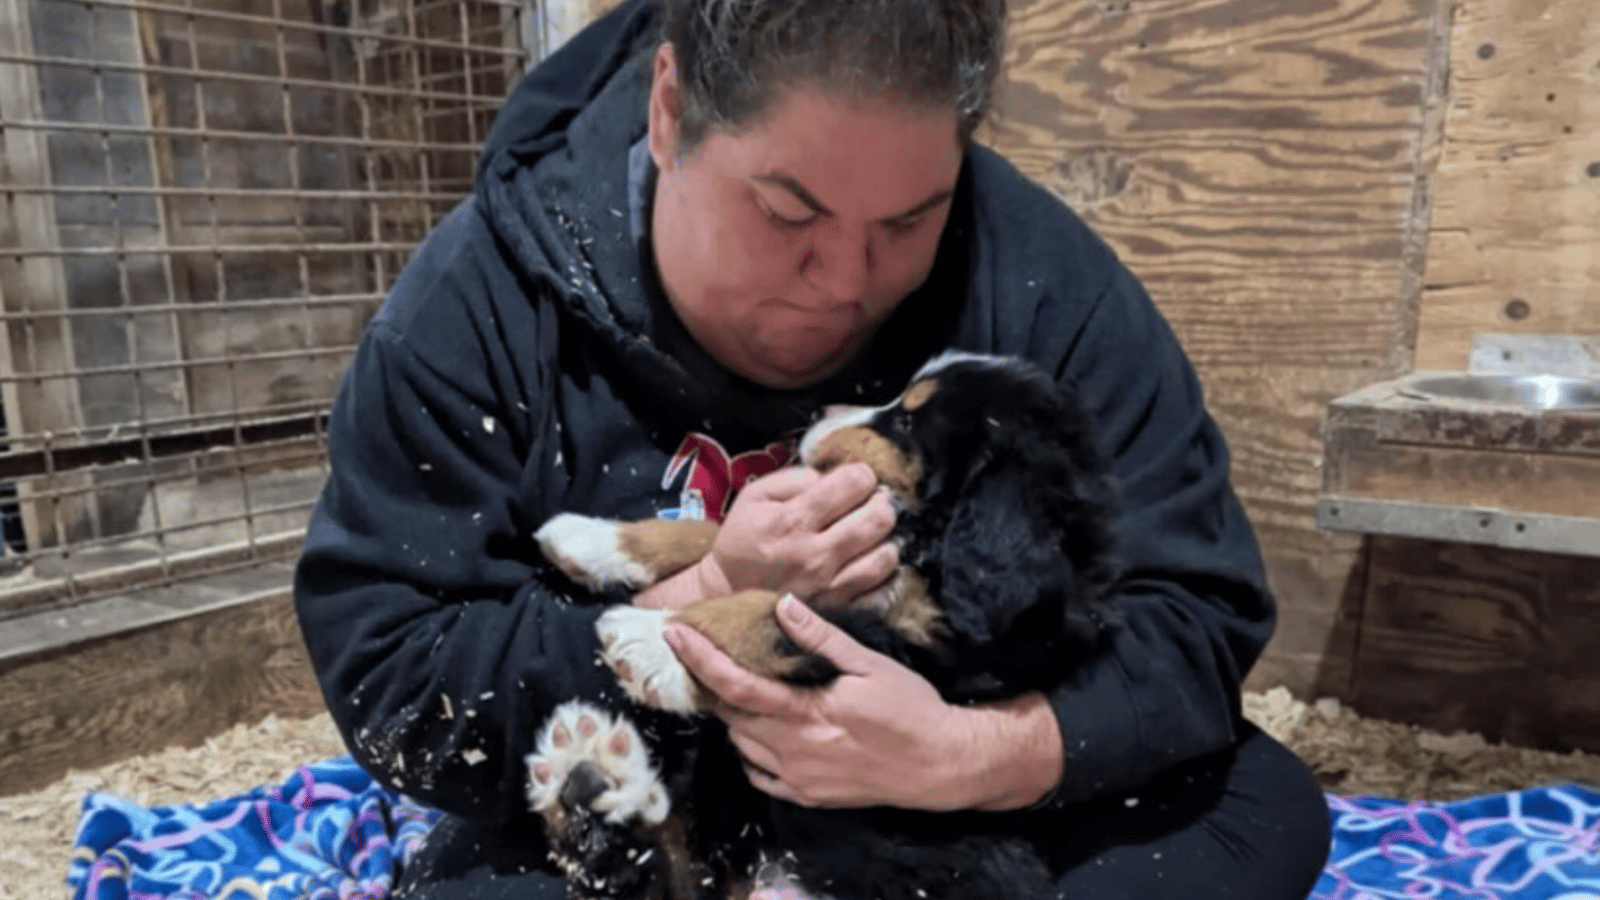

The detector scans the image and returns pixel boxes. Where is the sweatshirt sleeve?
[1032,263,1277,806]
[293,308,620,824]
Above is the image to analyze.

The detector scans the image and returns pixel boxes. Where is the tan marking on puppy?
[645,811,699,900]
[671,589,809,681]
[804,427,922,507]
[900,378,938,412]
[617,518,721,583]
[872,568,946,648]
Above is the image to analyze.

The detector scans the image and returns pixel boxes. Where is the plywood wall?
[988,0,1450,697]
[1413,0,1600,370]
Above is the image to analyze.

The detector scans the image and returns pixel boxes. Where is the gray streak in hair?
[659,0,1007,152]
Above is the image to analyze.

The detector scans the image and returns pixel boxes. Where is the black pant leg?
[1046,722,1331,900]
[393,723,1329,900]
[393,812,567,900]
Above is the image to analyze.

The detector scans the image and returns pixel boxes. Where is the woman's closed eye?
[881,215,925,236]
[758,198,817,230]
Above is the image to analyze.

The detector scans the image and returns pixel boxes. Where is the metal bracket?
[1469,333,1600,378]
[1317,494,1600,558]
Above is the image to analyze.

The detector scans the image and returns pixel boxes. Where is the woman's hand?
[634,462,897,611]
[694,463,899,609]
[663,595,1064,812]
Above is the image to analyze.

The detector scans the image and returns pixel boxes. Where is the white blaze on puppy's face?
[910,349,1005,382]
[799,386,929,506]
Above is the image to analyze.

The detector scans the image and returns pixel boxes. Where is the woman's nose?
[800,225,872,303]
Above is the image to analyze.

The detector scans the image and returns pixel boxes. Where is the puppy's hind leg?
[525,701,675,899]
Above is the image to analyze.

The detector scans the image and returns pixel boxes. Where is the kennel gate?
[0,0,541,622]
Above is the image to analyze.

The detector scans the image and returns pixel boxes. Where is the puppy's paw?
[596,607,704,714]
[534,513,654,590]
[525,700,669,827]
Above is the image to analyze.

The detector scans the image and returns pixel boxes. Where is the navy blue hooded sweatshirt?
[293,0,1276,827]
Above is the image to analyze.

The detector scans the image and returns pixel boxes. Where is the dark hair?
[659,0,1007,153]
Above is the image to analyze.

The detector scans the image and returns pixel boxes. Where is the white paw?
[524,700,669,826]
[534,513,653,590]
[596,607,703,714]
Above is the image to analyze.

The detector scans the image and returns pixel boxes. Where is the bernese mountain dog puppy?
[527,351,1122,900]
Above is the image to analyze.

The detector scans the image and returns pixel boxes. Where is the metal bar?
[0,50,507,106]
[37,493,317,542]
[59,0,522,59]
[0,529,307,619]
[0,183,467,203]
[3,343,353,382]
[0,117,482,154]
[0,291,382,323]
[1317,494,1600,558]
[0,240,417,257]
[10,441,327,503]
[0,400,329,451]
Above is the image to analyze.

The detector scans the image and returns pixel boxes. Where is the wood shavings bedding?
[4,689,1599,900]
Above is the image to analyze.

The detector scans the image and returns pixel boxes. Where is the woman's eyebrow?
[753,171,954,222]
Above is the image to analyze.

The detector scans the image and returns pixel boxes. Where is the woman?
[292,1,1332,897]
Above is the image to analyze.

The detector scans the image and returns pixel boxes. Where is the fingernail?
[663,626,684,650]
[779,594,807,624]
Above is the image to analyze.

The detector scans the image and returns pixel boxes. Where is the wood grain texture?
[1353,536,1600,752]
[1413,0,1600,369]
[0,582,326,795]
[987,0,1448,695]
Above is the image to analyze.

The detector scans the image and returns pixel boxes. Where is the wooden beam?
[0,574,325,795]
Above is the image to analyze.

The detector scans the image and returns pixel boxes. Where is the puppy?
[526,351,1122,900]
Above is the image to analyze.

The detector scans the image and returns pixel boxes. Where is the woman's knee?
[394,813,568,900]
[1219,723,1333,896]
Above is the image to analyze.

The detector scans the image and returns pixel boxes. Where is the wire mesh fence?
[0,0,533,618]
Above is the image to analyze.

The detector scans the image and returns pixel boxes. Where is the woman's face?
[647,45,964,390]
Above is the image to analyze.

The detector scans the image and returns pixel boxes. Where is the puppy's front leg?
[598,591,842,714]
[536,514,719,591]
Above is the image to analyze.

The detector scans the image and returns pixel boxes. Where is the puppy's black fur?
[747,353,1122,900]
[793,353,1121,703]
[542,353,1122,900]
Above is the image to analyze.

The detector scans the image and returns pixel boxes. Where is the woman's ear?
[647,42,683,172]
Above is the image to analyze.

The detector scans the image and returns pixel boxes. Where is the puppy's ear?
[937,462,1060,645]
[933,423,1120,674]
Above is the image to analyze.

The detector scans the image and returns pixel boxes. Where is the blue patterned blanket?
[66,756,440,899]
[1314,785,1600,900]
[65,758,1600,899]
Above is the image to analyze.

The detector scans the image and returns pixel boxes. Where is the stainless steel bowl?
[1402,373,1600,410]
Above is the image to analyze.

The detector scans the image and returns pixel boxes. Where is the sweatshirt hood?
[471,0,964,444]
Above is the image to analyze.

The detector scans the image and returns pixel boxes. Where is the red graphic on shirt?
[663,434,794,523]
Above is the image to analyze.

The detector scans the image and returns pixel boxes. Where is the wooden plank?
[1332,444,1600,517]
[1324,401,1600,518]
[1413,0,1600,370]
[1352,536,1600,752]
[0,578,325,795]
[988,0,1449,697]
